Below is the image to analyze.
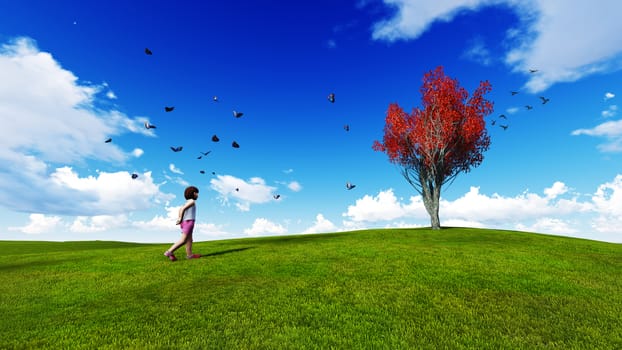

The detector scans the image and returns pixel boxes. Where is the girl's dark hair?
[184,186,199,199]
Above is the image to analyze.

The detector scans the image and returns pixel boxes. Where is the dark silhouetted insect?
[145,48,152,55]
[529,69,538,73]
[525,105,533,110]
[105,138,112,143]
[232,141,240,148]
[131,173,139,179]
[491,120,496,126]
[200,170,205,174]
[346,181,356,190]
[212,171,216,175]
[539,96,550,104]
[144,121,156,129]
[165,106,175,112]
[235,188,239,192]
[233,110,243,118]
[170,146,183,152]
[328,93,335,103]
[500,125,508,130]
[212,135,220,142]
[499,114,507,119]
[344,124,350,131]
[274,194,281,200]
[511,91,519,96]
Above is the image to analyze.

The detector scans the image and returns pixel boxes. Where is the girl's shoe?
[187,254,201,259]
[164,251,177,261]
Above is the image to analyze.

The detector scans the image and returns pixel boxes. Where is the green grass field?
[1,228,621,349]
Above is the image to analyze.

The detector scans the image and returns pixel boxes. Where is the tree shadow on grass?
[201,247,254,258]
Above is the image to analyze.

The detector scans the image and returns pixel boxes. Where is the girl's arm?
[176,199,195,224]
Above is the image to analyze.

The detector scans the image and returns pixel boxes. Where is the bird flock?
[104,47,357,196]
[489,68,551,131]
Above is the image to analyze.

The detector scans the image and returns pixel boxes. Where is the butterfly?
[539,96,550,104]
[200,170,205,174]
[344,124,350,131]
[273,194,281,200]
[105,138,112,143]
[232,141,240,148]
[144,48,152,55]
[164,106,175,112]
[328,93,335,103]
[170,146,183,152]
[131,173,139,179]
[144,121,156,129]
[346,181,356,190]
[233,110,243,118]
[212,135,220,142]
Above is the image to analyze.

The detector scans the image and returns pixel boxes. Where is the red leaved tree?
[373,66,493,229]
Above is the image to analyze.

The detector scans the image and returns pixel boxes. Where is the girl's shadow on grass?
[201,247,254,258]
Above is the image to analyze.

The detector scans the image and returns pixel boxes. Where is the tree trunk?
[421,180,442,230]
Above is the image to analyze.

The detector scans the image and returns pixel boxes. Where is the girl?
[164,186,202,261]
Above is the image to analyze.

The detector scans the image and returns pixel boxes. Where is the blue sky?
[2,0,622,243]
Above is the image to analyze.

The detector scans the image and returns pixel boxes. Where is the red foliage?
[373,66,492,180]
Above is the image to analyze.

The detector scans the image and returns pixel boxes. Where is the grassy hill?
[1,228,621,349]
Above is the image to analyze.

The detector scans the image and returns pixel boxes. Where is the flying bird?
[213,96,219,102]
[491,120,496,126]
[144,48,152,55]
[170,146,183,152]
[200,151,211,156]
[539,96,550,104]
[328,93,335,103]
[500,125,509,130]
[235,188,239,192]
[233,110,243,118]
[211,135,220,142]
[499,114,507,119]
[105,138,112,143]
[346,181,356,190]
[273,194,281,200]
[232,141,240,148]
[144,121,156,129]
[131,173,139,179]
[511,91,519,96]
[200,170,205,174]
[525,105,533,110]
[344,124,350,131]
[529,69,538,73]
[164,106,175,112]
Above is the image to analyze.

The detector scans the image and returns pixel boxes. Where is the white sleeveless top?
[182,200,196,221]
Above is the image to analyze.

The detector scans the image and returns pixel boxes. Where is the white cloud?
[283,169,294,174]
[544,181,568,199]
[0,37,168,215]
[132,148,144,158]
[106,90,117,99]
[288,181,302,192]
[343,183,593,234]
[506,107,520,114]
[8,213,63,234]
[462,37,492,66]
[343,188,427,222]
[244,218,287,235]
[605,92,615,101]
[169,163,184,175]
[210,175,277,211]
[601,105,618,118]
[371,0,622,93]
[326,39,337,49]
[571,119,622,152]
[302,214,337,234]
[70,215,128,233]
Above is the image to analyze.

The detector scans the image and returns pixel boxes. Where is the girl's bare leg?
[185,233,193,256]
[167,233,189,253]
